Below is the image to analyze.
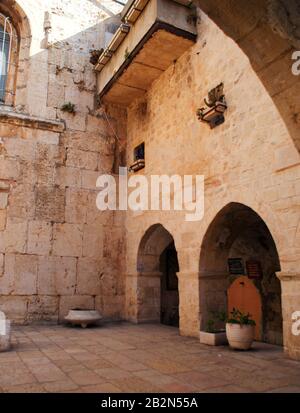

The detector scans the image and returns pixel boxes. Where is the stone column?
[125,272,161,324]
[137,271,161,323]
[125,273,138,323]
[277,273,300,361]
[198,271,228,331]
[177,271,200,338]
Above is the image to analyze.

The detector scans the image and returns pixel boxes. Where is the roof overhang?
[96,0,197,106]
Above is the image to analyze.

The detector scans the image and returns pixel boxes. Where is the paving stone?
[0,324,299,393]
[67,368,105,386]
[81,383,122,393]
[3,383,46,393]
[42,379,79,392]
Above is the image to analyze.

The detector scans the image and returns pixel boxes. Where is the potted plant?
[199,311,228,346]
[226,308,256,350]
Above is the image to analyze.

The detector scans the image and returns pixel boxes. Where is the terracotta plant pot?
[226,323,255,350]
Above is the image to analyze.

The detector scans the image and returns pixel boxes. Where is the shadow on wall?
[197,0,300,153]
[0,0,127,324]
[199,202,283,346]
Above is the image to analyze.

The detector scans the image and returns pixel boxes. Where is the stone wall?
[0,0,127,323]
[124,11,300,359]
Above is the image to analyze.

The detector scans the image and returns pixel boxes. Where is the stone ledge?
[277,272,300,281]
[0,109,65,133]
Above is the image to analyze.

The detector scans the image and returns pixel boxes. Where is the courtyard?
[0,322,300,393]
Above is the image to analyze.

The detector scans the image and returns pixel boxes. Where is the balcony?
[96,0,197,106]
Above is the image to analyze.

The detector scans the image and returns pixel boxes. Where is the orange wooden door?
[227,276,262,340]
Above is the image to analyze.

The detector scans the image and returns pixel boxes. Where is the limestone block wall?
[0,0,127,323]
[124,11,300,359]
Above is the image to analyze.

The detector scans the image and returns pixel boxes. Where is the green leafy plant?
[206,310,227,333]
[206,319,215,333]
[124,47,130,60]
[227,308,256,326]
[61,102,76,114]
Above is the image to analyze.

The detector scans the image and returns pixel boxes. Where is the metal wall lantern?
[197,83,227,129]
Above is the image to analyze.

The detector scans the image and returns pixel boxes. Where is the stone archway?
[197,0,300,153]
[0,0,31,107]
[199,202,283,345]
[136,224,180,326]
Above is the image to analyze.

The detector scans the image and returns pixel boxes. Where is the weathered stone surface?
[66,148,98,171]
[0,0,124,327]
[2,254,37,295]
[27,221,52,256]
[59,295,95,321]
[65,188,88,224]
[36,130,60,146]
[0,210,6,231]
[3,137,36,161]
[1,219,27,253]
[76,258,102,295]
[0,157,20,180]
[27,296,59,322]
[0,253,3,275]
[7,184,35,220]
[81,170,99,190]
[82,224,103,258]
[35,187,65,223]
[95,294,123,320]
[53,223,83,257]
[35,143,65,186]
[97,155,114,174]
[55,166,81,188]
[60,112,87,132]
[37,256,77,295]
[86,192,113,226]
[0,193,8,209]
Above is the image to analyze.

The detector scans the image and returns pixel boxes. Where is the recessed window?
[0,21,11,102]
[0,12,19,106]
[130,142,145,172]
[134,142,144,161]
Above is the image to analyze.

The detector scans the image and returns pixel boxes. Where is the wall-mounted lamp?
[197,83,227,129]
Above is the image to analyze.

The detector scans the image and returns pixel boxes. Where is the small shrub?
[227,308,256,326]
[61,102,76,114]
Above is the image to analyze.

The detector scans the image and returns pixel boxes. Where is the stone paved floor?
[0,322,300,393]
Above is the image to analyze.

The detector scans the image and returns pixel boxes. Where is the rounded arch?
[199,202,283,345]
[0,0,31,39]
[0,0,31,106]
[136,223,180,326]
[199,202,281,274]
[196,0,300,153]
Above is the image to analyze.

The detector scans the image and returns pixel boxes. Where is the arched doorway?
[137,224,179,327]
[199,202,283,345]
